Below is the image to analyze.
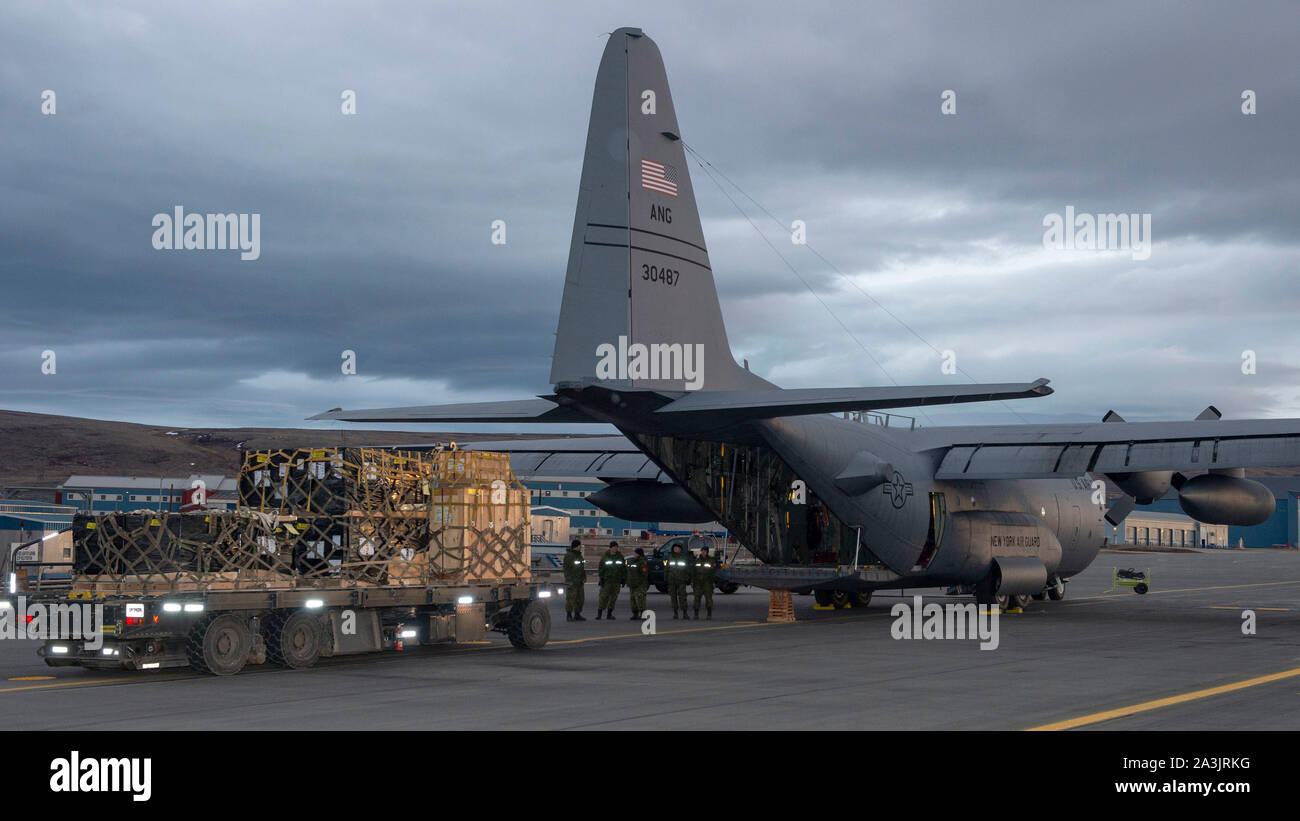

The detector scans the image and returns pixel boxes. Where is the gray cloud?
[1,0,1297,430]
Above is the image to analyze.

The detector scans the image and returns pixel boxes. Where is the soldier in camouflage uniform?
[625,547,649,619]
[692,546,717,619]
[563,539,587,621]
[596,541,626,619]
[665,541,693,619]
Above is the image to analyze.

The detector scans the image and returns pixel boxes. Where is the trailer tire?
[187,613,253,676]
[507,600,550,650]
[266,611,322,669]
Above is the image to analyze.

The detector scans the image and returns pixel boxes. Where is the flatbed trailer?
[14,446,558,674]
[27,578,556,675]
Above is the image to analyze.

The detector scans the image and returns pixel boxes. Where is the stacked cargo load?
[68,447,531,594]
[70,509,291,594]
[240,447,531,585]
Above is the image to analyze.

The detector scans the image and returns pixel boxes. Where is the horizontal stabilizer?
[652,379,1052,422]
[309,398,595,424]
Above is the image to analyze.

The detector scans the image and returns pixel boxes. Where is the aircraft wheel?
[1031,593,1047,601]
[716,581,739,594]
[830,591,850,609]
[1047,578,1066,600]
[814,589,833,607]
[995,593,1029,610]
[853,591,872,608]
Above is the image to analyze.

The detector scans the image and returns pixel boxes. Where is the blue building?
[0,501,78,583]
[58,475,239,513]
[1134,477,1300,548]
[54,474,724,540]
[0,500,77,545]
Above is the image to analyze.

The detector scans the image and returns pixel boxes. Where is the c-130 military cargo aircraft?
[315,28,1299,608]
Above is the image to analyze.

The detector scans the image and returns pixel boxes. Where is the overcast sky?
[2,0,1297,433]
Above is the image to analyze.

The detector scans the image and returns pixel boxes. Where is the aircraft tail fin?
[549,27,767,393]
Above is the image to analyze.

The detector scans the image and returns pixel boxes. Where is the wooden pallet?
[767,589,796,623]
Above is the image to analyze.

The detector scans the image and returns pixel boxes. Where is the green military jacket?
[692,553,717,585]
[597,550,626,585]
[665,550,693,583]
[562,547,586,586]
[625,554,649,587]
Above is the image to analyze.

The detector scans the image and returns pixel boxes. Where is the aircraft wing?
[308,398,595,424]
[457,435,666,482]
[915,418,1300,479]
[653,379,1053,423]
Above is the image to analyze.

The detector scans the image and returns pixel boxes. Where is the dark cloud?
[1,0,1297,428]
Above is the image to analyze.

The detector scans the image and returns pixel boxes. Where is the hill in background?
[0,409,584,489]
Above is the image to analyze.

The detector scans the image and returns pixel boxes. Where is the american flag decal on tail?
[641,158,679,197]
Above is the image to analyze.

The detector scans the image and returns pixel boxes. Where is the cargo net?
[68,448,530,594]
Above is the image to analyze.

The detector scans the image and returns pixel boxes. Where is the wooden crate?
[427,486,530,580]
[767,590,796,623]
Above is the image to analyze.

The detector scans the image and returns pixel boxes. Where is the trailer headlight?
[305,599,324,609]
[102,647,115,656]
[142,662,160,669]
[163,602,182,612]
[457,596,473,605]
[183,603,204,613]
[399,629,417,639]
[556,587,564,595]
[538,590,551,598]
[50,645,69,654]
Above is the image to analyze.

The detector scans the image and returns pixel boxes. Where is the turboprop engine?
[1106,471,1174,504]
[1175,471,1274,526]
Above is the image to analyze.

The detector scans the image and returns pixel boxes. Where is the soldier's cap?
[634,547,645,556]
[609,541,618,548]
[570,539,582,548]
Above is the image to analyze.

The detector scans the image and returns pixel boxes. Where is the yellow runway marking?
[0,615,867,692]
[7,676,54,681]
[549,611,875,645]
[1209,606,1290,611]
[1026,667,1300,730]
[550,620,781,645]
[0,674,191,694]
[1071,579,1300,602]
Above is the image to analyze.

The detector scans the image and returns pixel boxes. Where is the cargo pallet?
[13,446,554,675]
